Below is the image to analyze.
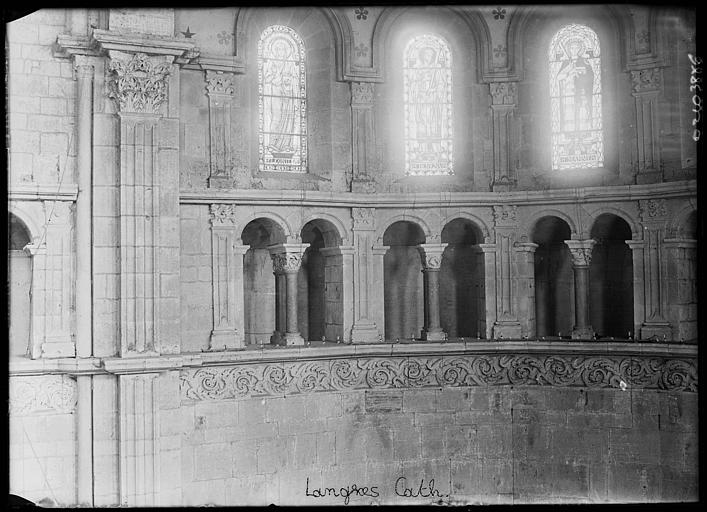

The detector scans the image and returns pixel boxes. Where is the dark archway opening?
[383,221,425,341]
[8,213,32,357]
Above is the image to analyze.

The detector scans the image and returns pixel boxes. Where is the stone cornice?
[180,180,696,209]
[8,183,79,202]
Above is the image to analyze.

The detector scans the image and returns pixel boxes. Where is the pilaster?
[205,71,236,188]
[514,242,538,338]
[489,82,518,191]
[351,208,381,342]
[490,205,522,338]
[350,82,377,193]
[630,67,663,183]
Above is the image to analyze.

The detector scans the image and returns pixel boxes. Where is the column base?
[493,322,521,339]
[635,170,662,185]
[640,323,672,341]
[351,321,380,343]
[571,326,594,340]
[209,329,244,350]
[270,331,284,345]
[284,332,305,346]
[39,339,76,359]
[422,328,446,341]
[208,174,232,188]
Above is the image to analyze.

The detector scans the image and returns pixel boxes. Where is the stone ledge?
[180,179,696,208]
[8,182,78,202]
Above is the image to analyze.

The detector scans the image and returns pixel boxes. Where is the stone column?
[475,243,497,340]
[351,208,380,342]
[107,51,173,356]
[490,205,522,338]
[370,245,389,341]
[515,242,539,338]
[489,83,518,192]
[76,375,94,506]
[320,246,355,342]
[350,82,377,193]
[24,241,47,359]
[564,240,596,339]
[418,244,448,341]
[205,71,235,188]
[635,198,672,339]
[208,204,246,350]
[269,244,309,346]
[118,373,160,507]
[663,238,697,341]
[630,67,663,183]
[75,62,94,359]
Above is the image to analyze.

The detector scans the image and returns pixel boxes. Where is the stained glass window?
[258,25,307,173]
[403,35,453,176]
[549,24,603,170]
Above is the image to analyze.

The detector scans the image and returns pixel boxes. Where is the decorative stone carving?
[180,353,697,402]
[107,52,172,114]
[492,205,518,227]
[351,82,375,105]
[271,252,303,274]
[630,67,662,93]
[9,375,77,415]
[489,82,517,105]
[565,239,597,267]
[639,198,668,223]
[205,70,235,95]
[209,203,237,226]
[352,207,375,230]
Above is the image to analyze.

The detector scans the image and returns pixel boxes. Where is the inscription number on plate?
[365,390,403,413]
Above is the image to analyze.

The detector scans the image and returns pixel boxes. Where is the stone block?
[193,442,232,481]
[608,429,660,465]
[402,389,438,413]
[231,439,258,476]
[194,400,238,429]
[606,463,662,502]
[266,395,307,423]
[183,479,227,506]
[334,427,368,465]
[305,392,342,419]
[316,431,336,467]
[47,77,76,98]
[257,436,295,473]
[225,475,268,506]
[40,132,68,155]
[160,449,181,490]
[10,130,40,153]
[11,73,49,96]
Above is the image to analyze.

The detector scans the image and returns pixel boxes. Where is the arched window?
[403,34,453,176]
[549,24,603,170]
[258,25,307,173]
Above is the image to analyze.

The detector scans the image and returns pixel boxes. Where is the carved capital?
[271,252,303,274]
[564,239,597,267]
[107,52,172,114]
[418,243,448,270]
[630,67,662,94]
[492,205,518,227]
[351,81,375,105]
[352,207,375,230]
[205,70,235,96]
[489,82,518,105]
[209,204,237,226]
[638,198,668,224]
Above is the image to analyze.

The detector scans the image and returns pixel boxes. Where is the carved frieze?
[9,375,77,415]
[630,67,662,94]
[180,353,697,402]
[205,70,235,96]
[489,82,518,106]
[107,52,172,114]
[352,207,376,230]
[209,204,237,226]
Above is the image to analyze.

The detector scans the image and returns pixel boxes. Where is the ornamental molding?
[351,82,375,105]
[180,353,697,402]
[209,203,237,226]
[492,205,518,227]
[9,375,77,415]
[352,207,376,230]
[271,252,303,274]
[107,52,172,114]
[205,70,235,96]
[564,239,596,267]
[489,82,518,105]
[630,67,662,94]
[638,198,668,224]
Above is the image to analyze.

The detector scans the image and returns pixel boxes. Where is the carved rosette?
[107,52,172,114]
[564,239,597,267]
[205,71,235,96]
[492,205,518,227]
[9,375,78,415]
[271,252,303,274]
[352,207,376,230]
[638,198,668,224]
[490,82,518,106]
[179,353,697,402]
[209,204,237,226]
[630,67,662,94]
[351,82,375,105]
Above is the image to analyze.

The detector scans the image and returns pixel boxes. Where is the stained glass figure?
[549,24,603,170]
[403,35,453,176]
[258,25,307,172]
